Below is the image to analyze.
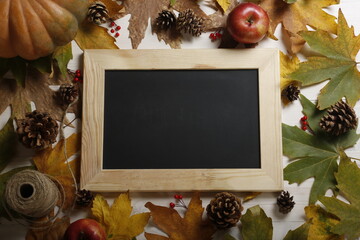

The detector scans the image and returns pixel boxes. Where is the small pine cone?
[176,9,204,37]
[155,10,176,30]
[58,84,79,105]
[16,111,58,150]
[206,192,243,229]
[76,189,94,207]
[282,84,300,102]
[277,191,295,214]
[87,1,109,25]
[319,100,358,136]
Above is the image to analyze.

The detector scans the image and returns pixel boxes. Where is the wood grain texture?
[80,49,283,192]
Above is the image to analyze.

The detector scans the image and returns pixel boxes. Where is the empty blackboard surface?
[81,49,283,192]
[103,69,260,169]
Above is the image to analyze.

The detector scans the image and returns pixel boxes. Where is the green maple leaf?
[320,157,360,240]
[240,205,273,240]
[283,95,359,204]
[283,222,310,240]
[289,9,360,109]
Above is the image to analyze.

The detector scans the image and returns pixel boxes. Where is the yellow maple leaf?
[305,205,344,240]
[259,0,339,53]
[280,51,301,104]
[33,133,81,210]
[216,0,231,12]
[92,193,150,240]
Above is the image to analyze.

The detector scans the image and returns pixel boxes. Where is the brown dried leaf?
[145,192,216,240]
[0,68,80,122]
[259,0,339,53]
[243,192,262,203]
[33,134,81,211]
[89,0,124,20]
[121,0,211,49]
[25,216,70,240]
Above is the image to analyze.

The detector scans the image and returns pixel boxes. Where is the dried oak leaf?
[120,0,209,49]
[89,0,124,20]
[258,0,339,53]
[145,192,216,240]
[289,9,360,110]
[25,216,70,240]
[0,68,80,122]
[33,133,81,211]
[320,157,360,240]
[283,95,360,204]
[91,192,150,240]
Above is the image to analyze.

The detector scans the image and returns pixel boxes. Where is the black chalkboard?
[103,69,260,169]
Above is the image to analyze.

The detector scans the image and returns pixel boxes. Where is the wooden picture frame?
[81,49,283,192]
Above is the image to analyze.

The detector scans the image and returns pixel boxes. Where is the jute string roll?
[4,169,59,218]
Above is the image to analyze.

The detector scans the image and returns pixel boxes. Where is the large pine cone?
[176,9,204,37]
[319,100,358,136]
[16,111,58,150]
[206,192,243,229]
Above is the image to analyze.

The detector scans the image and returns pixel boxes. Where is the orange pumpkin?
[0,0,88,60]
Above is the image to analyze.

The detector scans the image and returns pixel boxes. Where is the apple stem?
[246,17,254,26]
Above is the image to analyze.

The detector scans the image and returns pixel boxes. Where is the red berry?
[169,202,175,208]
[174,194,179,199]
[303,121,308,126]
[75,69,81,74]
[110,22,115,27]
[178,195,183,199]
[116,26,121,31]
[302,126,307,131]
[301,116,308,121]
[217,33,223,38]
[115,33,120,37]
[74,77,79,82]
[110,29,115,33]
[75,73,81,77]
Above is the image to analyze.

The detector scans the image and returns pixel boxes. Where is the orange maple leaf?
[145,192,216,240]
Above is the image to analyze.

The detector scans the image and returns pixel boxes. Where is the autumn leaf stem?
[60,96,79,209]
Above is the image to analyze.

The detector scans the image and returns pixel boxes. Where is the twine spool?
[4,169,59,219]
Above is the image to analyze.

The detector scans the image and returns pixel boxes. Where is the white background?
[1,0,360,239]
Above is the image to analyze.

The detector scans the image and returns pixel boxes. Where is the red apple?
[226,2,270,44]
[64,219,106,240]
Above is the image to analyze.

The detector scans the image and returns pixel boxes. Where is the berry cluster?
[109,21,121,38]
[209,32,223,41]
[73,69,83,83]
[169,194,187,209]
[300,115,308,131]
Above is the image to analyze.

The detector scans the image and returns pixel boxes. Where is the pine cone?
[206,192,243,229]
[76,189,94,207]
[282,84,300,102]
[155,10,176,30]
[16,111,58,150]
[87,1,109,25]
[277,191,295,214]
[176,9,204,37]
[58,84,79,105]
[319,100,358,136]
